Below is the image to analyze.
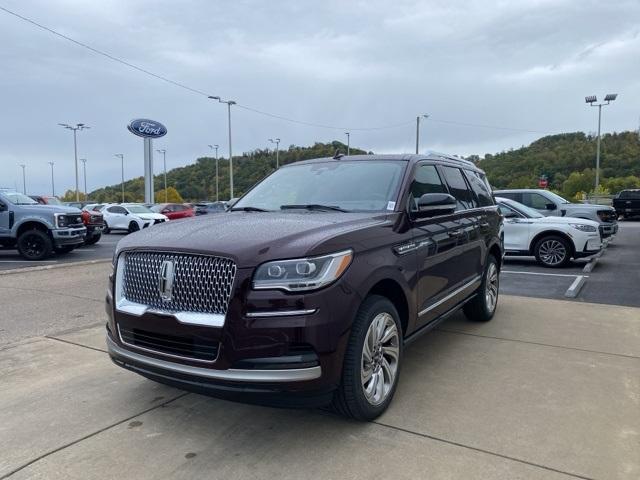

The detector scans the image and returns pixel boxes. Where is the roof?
[286,152,481,171]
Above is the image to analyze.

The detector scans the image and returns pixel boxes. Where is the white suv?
[101,204,168,234]
[496,197,602,267]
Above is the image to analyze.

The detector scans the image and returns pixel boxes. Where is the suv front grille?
[118,325,219,362]
[121,251,237,315]
[597,210,617,223]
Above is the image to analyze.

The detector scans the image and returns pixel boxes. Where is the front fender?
[12,215,55,235]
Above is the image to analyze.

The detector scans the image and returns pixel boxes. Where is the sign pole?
[144,138,154,204]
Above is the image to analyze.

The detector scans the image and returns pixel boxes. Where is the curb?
[0,259,111,276]
[583,257,598,273]
[565,275,586,298]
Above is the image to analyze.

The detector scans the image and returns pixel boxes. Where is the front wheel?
[17,229,53,261]
[332,295,402,421]
[102,222,111,234]
[84,233,101,245]
[534,235,571,268]
[128,221,140,234]
[463,254,499,322]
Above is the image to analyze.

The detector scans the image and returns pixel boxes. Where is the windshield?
[126,205,153,214]
[544,191,571,204]
[234,160,406,212]
[500,198,544,218]
[3,192,38,205]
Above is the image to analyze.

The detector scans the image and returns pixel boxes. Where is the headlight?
[55,214,68,228]
[253,250,353,292]
[570,223,597,233]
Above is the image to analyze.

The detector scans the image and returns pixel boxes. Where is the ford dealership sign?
[127,119,167,138]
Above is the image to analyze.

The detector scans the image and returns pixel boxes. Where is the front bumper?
[598,223,618,238]
[51,227,86,246]
[105,267,360,406]
[574,235,602,258]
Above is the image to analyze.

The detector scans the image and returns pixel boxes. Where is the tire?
[54,245,75,254]
[463,254,499,322]
[103,222,111,234]
[128,221,140,234]
[16,229,53,261]
[332,295,403,421]
[534,235,572,268]
[84,233,101,245]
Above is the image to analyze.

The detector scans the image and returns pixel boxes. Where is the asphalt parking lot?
[1,222,639,480]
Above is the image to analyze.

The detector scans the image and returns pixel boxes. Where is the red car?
[151,203,195,220]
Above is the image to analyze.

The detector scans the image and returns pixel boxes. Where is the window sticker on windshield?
[387,201,396,211]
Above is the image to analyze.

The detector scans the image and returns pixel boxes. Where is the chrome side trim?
[418,275,482,317]
[107,335,322,382]
[245,309,317,318]
[117,324,219,364]
[114,255,226,328]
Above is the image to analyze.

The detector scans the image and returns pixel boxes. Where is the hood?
[18,204,81,215]
[566,202,613,211]
[116,211,390,268]
[135,213,168,220]
[532,216,600,228]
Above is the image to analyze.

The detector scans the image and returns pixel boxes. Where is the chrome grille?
[122,251,236,315]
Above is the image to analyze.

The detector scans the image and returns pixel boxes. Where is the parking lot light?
[344,132,350,155]
[208,144,219,201]
[415,114,429,154]
[19,164,26,194]
[80,158,87,200]
[114,154,124,202]
[585,94,618,191]
[48,161,55,196]
[156,149,167,202]
[58,123,89,202]
[268,138,281,168]
[209,96,236,199]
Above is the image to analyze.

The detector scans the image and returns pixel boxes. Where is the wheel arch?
[16,220,50,238]
[529,230,575,255]
[365,278,410,336]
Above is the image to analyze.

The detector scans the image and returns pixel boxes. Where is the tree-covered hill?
[479,131,640,197]
[87,141,368,203]
[84,132,640,203]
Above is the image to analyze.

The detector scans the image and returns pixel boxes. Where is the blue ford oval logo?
[127,119,167,138]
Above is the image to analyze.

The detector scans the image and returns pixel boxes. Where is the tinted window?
[409,164,447,210]
[620,190,640,199]
[440,166,478,210]
[497,203,521,217]
[496,192,521,202]
[464,170,493,207]
[522,192,551,209]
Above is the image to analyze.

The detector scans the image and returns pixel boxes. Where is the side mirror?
[123,211,129,216]
[545,203,557,210]
[413,193,457,218]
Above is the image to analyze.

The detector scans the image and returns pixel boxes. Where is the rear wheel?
[128,221,140,233]
[103,222,111,234]
[534,235,571,267]
[16,229,53,261]
[463,254,499,322]
[332,295,402,421]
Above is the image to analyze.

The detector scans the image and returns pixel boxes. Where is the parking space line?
[502,270,588,278]
[0,260,58,263]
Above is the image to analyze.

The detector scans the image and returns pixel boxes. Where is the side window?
[497,203,521,218]
[409,164,447,210]
[497,192,520,202]
[464,170,493,207]
[439,166,478,211]
[522,193,550,210]
[107,206,119,214]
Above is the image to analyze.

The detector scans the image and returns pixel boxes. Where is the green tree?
[155,186,184,203]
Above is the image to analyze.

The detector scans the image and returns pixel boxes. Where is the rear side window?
[440,166,478,211]
[464,170,494,207]
[620,190,640,199]
[409,164,447,210]
[107,206,125,214]
[522,192,550,210]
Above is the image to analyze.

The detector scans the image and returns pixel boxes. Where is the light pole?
[209,96,236,199]
[48,162,55,196]
[344,132,350,155]
[19,164,26,194]
[415,114,429,154]
[585,94,617,191]
[114,154,124,202]
[156,149,167,202]
[58,123,89,201]
[80,158,87,200]
[208,144,219,201]
[268,138,281,168]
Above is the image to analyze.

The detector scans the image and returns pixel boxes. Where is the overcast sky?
[1,0,639,195]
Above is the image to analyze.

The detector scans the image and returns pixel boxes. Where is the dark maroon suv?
[106,153,503,420]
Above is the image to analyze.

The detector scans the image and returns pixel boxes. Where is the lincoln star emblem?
[158,259,175,302]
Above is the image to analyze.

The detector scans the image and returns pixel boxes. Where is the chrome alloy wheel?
[485,262,499,313]
[361,312,400,406]
[538,239,567,266]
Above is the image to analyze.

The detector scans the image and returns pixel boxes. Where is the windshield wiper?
[231,206,269,212]
[280,204,348,212]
